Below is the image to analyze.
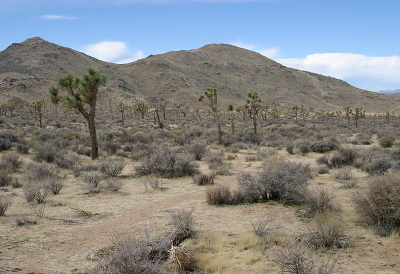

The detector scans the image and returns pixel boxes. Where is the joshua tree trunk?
[252,116,257,134]
[88,116,98,160]
[215,111,222,144]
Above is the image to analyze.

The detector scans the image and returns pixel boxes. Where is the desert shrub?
[304,212,350,249]
[337,146,358,165]
[16,217,37,226]
[16,143,29,154]
[106,179,123,192]
[353,174,400,236]
[317,154,345,169]
[11,179,23,188]
[251,220,276,238]
[122,144,133,152]
[0,138,12,152]
[54,153,78,169]
[82,172,102,193]
[131,131,151,144]
[74,145,91,156]
[98,236,162,274]
[193,172,215,186]
[23,181,51,203]
[302,187,338,217]
[212,162,232,176]
[48,177,64,195]
[33,143,58,163]
[390,149,400,161]
[205,184,232,205]
[391,161,400,172]
[131,142,154,161]
[310,140,337,153]
[0,196,12,216]
[204,151,224,166]
[187,143,208,160]
[0,169,12,186]
[28,163,57,181]
[136,148,197,178]
[296,142,310,155]
[99,158,126,177]
[286,143,294,155]
[104,141,120,155]
[318,166,329,174]
[333,167,353,181]
[167,245,192,273]
[170,209,194,234]
[238,160,311,203]
[378,134,395,148]
[274,242,339,274]
[1,153,22,172]
[366,157,391,175]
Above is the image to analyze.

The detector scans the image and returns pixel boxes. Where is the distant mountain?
[377,89,400,98]
[1,37,399,112]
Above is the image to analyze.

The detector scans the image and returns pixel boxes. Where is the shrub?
[318,166,329,174]
[99,158,126,177]
[187,143,208,160]
[104,141,120,155]
[310,141,337,153]
[286,143,294,155]
[297,143,310,155]
[1,153,22,172]
[333,167,353,181]
[366,157,391,175]
[106,179,123,192]
[136,148,198,178]
[305,212,350,249]
[0,138,12,152]
[23,181,51,203]
[54,153,78,169]
[302,187,338,217]
[48,177,64,195]
[28,163,57,181]
[82,172,102,193]
[16,143,29,154]
[16,217,37,226]
[338,146,358,165]
[33,143,58,163]
[378,134,395,148]
[238,160,311,203]
[0,169,12,186]
[0,196,12,216]
[11,179,23,188]
[353,174,400,236]
[170,209,194,234]
[205,184,232,205]
[193,172,215,186]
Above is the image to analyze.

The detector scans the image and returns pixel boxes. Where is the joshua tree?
[117,102,128,125]
[292,105,299,124]
[261,103,269,122]
[31,101,45,128]
[199,86,222,144]
[344,106,351,125]
[134,101,148,119]
[351,107,365,128]
[49,67,106,160]
[158,101,168,120]
[335,110,342,124]
[245,92,262,134]
[154,100,164,129]
[228,104,235,134]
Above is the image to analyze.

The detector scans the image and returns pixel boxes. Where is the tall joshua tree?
[228,104,235,134]
[199,86,222,144]
[245,92,262,134]
[49,67,106,160]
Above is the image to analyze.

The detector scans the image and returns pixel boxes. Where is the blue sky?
[1,0,399,91]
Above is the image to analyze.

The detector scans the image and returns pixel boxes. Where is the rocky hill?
[1,37,399,112]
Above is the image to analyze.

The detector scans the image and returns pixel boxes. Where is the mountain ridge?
[1,37,399,113]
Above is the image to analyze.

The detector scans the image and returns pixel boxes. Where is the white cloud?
[83,41,144,64]
[231,41,280,59]
[39,15,77,20]
[277,53,400,91]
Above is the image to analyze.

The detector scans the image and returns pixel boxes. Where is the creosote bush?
[136,148,198,178]
[378,134,395,148]
[353,173,400,236]
[238,159,311,203]
[187,142,208,160]
[302,187,338,217]
[99,157,126,177]
[1,153,22,172]
[366,157,391,175]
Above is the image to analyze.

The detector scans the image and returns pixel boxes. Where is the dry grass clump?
[1,153,22,172]
[99,157,126,177]
[193,172,215,186]
[0,168,12,187]
[16,216,37,226]
[302,187,338,217]
[82,172,102,193]
[167,245,192,272]
[205,185,231,205]
[105,179,123,193]
[0,196,12,216]
[302,212,350,249]
[353,173,400,236]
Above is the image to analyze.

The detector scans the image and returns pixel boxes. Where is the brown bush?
[193,172,215,186]
[302,187,338,217]
[353,173,400,236]
[0,196,12,216]
[205,184,232,205]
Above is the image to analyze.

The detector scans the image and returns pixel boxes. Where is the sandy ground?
[0,147,400,274]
